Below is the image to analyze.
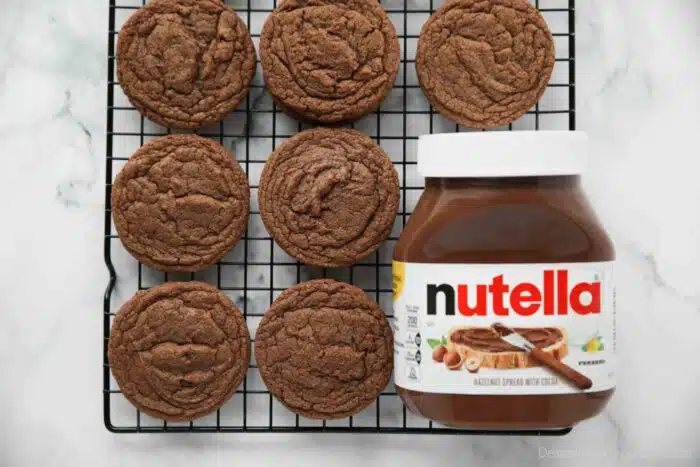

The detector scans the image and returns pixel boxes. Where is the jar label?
[393,261,616,395]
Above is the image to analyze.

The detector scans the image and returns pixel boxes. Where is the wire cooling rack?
[104,0,577,434]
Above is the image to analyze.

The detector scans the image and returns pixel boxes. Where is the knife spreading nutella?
[451,326,563,353]
[393,132,616,431]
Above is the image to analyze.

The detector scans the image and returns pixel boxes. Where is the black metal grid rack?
[104,0,577,434]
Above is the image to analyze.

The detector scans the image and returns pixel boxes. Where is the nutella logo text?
[426,270,600,317]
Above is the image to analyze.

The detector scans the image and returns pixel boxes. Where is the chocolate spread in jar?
[393,132,615,431]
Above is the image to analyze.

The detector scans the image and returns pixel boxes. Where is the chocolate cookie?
[254,279,393,419]
[112,134,249,273]
[258,128,399,268]
[108,281,250,421]
[416,0,555,129]
[117,0,256,129]
[259,0,400,123]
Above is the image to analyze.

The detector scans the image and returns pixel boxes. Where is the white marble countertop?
[1,0,699,465]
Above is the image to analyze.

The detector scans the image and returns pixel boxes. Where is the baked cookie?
[416,0,555,129]
[108,281,250,421]
[112,134,249,273]
[117,0,256,129]
[260,0,400,123]
[254,279,393,419]
[258,128,399,268]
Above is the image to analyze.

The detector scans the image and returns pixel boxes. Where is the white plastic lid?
[417,131,588,178]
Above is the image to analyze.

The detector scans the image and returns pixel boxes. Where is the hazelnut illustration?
[443,351,463,370]
[432,345,448,362]
[464,356,483,373]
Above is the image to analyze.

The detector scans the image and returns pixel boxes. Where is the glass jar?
[393,132,615,430]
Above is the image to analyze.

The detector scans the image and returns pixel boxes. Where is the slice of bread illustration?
[447,325,568,369]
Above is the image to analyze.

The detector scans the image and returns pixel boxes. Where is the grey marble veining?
[0,0,699,466]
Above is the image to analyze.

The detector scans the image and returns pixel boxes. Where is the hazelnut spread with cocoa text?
[393,132,616,431]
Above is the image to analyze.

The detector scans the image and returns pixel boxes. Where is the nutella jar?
[393,132,615,431]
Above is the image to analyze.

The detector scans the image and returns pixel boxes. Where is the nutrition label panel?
[395,304,422,383]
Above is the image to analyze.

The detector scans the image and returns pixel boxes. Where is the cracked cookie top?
[416,0,555,129]
[260,0,400,123]
[108,281,250,421]
[254,279,393,419]
[117,0,256,129]
[112,135,249,273]
[258,128,399,268]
